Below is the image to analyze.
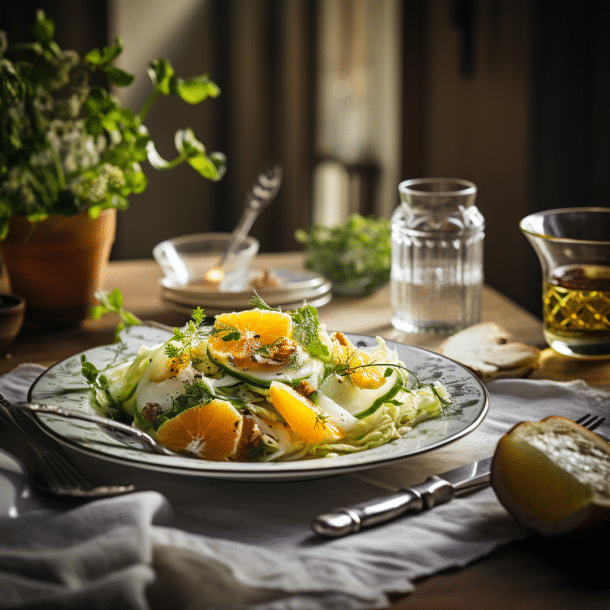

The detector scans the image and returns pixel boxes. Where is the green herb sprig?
[248,294,331,362]
[89,288,142,341]
[295,214,390,296]
[165,307,206,358]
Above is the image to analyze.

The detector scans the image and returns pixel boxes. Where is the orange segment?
[215,309,293,343]
[208,308,293,371]
[157,399,243,461]
[268,381,343,444]
[332,333,385,389]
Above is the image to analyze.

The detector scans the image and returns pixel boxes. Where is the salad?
[82,298,452,462]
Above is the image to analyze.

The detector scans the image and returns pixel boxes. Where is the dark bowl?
[0,294,25,352]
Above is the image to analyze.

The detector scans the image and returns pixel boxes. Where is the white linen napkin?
[0,363,608,610]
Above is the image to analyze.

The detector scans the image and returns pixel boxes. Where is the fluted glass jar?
[391,178,484,334]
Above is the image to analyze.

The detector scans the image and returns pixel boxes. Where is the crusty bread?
[439,322,541,380]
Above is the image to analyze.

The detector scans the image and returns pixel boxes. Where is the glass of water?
[391,178,485,334]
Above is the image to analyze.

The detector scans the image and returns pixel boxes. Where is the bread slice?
[439,322,541,380]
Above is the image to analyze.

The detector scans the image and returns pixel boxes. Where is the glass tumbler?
[391,178,484,334]
[520,207,610,358]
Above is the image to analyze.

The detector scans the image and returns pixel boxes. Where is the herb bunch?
[0,10,225,239]
[295,214,391,296]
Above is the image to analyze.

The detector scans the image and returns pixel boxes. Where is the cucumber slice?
[319,369,404,419]
[353,374,404,419]
[207,345,323,389]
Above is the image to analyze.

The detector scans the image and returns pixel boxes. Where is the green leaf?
[89,289,142,341]
[147,58,175,95]
[103,66,135,87]
[208,151,227,180]
[186,149,226,181]
[178,75,220,104]
[32,10,54,43]
[187,154,222,181]
[124,167,148,194]
[107,287,124,309]
[145,141,173,170]
[289,303,331,362]
[85,37,124,66]
[174,128,204,157]
[85,113,103,137]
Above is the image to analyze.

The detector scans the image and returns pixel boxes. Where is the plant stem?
[50,147,67,189]
[139,90,160,122]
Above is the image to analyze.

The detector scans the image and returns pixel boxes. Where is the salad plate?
[27,325,488,481]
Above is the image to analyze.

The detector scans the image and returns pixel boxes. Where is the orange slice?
[332,333,385,389]
[268,381,343,444]
[156,399,244,461]
[491,416,610,535]
[208,308,293,371]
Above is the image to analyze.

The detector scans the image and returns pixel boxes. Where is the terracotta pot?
[0,209,116,328]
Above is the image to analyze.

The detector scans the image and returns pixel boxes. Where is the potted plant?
[0,10,226,328]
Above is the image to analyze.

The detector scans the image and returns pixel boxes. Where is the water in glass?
[391,178,484,334]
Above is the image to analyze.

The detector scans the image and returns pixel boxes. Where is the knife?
[311,457,492,537]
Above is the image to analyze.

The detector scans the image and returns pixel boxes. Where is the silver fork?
[0,394,136,497]
[14,400,177,456]
[574,413,606,434]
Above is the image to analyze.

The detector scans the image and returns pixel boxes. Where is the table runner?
[0,363,608,609]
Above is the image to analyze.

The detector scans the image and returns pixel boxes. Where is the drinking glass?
[520,207,610,358]
[391,178,484,334]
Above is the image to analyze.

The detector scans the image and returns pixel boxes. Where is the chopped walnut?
[297,380,317,398]
[142,402,163,423]
[268,337,297,363]
[252,337,297,365]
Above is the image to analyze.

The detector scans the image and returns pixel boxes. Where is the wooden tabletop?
[2,253,609,609]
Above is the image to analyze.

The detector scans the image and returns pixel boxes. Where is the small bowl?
[153,232,259,290]
[0,294,25,352]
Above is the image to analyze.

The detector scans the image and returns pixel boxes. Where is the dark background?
[1,0,608,319]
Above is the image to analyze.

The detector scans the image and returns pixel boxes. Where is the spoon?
[206,161,283,285]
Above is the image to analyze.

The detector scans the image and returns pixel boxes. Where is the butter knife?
[311,457,492,537]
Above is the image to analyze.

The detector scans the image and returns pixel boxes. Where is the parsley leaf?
[289,304,331,362]
[248,295,331,362]
[89,288,142,341]
[165,307,206,358]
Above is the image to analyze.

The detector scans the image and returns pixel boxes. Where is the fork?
[0,394,135,497]
[574,413,606,434]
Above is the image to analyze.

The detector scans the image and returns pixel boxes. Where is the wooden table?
[2,253,609,609]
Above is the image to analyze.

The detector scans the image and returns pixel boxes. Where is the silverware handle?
[216,161,282,270]
[14,401,174,456]
[311,476,454,537]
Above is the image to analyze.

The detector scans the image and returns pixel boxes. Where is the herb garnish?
[89,288,142,341]
[248,295,331,362]
[165,307,206,358]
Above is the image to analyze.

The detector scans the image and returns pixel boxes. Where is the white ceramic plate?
[162,268,329,299]
[161,290,333,317]
[160,268,333,314]
[27,326,488,481]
